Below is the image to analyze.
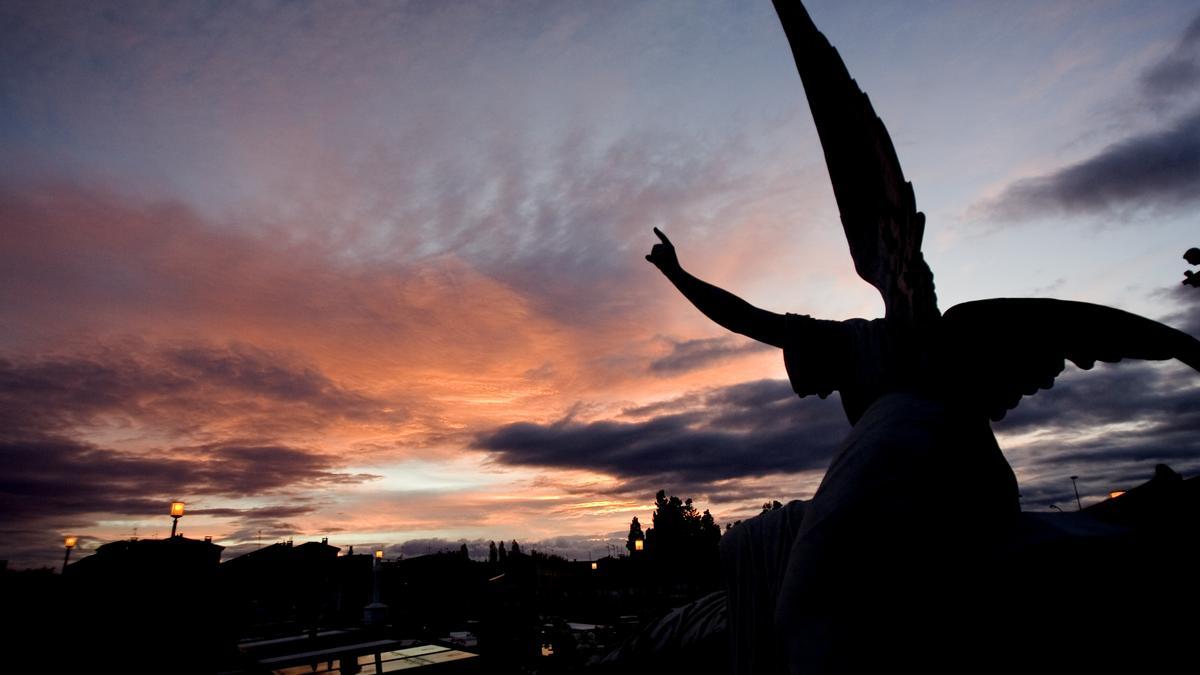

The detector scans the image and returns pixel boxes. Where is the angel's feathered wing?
[773,0,939,328]
[941,298,1200,420]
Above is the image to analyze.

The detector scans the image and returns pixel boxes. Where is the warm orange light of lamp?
[1109,490,1126,499]
[590,562,598,570]
[634,539,644,551]
[64,536,78,549]
[374,549,384,559]
[170,501,186,517]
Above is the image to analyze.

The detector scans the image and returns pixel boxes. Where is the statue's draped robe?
[722,315,1020,674]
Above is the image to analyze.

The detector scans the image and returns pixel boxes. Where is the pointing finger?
[653,227,671,245]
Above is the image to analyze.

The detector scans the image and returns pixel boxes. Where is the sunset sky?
[3,0,1199,569]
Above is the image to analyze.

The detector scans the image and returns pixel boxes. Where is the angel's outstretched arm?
[646,228,787,349]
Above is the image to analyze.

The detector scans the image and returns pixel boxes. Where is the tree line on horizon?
[435,489,781,566]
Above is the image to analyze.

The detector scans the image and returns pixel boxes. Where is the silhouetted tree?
[488,540,497,564]
[459,543,469,559]
[509,540,520,556]
[762,500,783,513]
[626,516,645,554]
[497,540,507,563]
[699,509,721,548]
[646,489,721,562]
[642,489,723,593]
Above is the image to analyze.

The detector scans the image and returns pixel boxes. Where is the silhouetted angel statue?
[644,1,1200,673]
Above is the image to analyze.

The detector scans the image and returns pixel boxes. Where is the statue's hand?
[645,227,680,275]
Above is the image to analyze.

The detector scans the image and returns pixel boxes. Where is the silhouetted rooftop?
[66,535,224,574]
[1084,463,1199,530]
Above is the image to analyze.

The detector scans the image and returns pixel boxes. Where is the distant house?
[63,535,227,671]
[220,539,351,636]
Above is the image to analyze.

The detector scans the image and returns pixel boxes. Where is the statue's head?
[1185,248,1200,266]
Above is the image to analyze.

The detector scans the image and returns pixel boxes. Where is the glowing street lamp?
[62,536,77,573]
[364,548,388,625]
[634,539,644,552]
[169,501,185,538]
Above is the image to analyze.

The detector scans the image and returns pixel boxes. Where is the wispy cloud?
[648,336,773,375]
[1140,12,1200,107]
[1160,284,1200,338]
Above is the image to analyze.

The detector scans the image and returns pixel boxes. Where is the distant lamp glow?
[591,562,598,570]
[1109,490,1126,499]
[62,535,78,573]
[634,539,644,552]
[169,500,185,538]
[375,549,384,560]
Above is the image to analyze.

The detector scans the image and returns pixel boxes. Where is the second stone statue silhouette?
[645,1,1200,673]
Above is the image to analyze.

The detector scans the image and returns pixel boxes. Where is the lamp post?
[62,536,77,573]
[364,549,388,625]
[1070,476,1082,511]
[169,501,185,538]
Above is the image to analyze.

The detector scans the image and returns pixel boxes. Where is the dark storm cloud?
[188,505,317,520]
[648,336,772,375]
[983,107,1200,219]
[0,428,380,559]
[980,12,1200,221]
[0,429,380,566]
[993,363,1200,435]
[993,359,1200,509]
[191,444,381,495]
[0,343,393,436]
[478,379,848,490]
[0,433,378,525]
[166,345,368,410]
[482,352,1200,511]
